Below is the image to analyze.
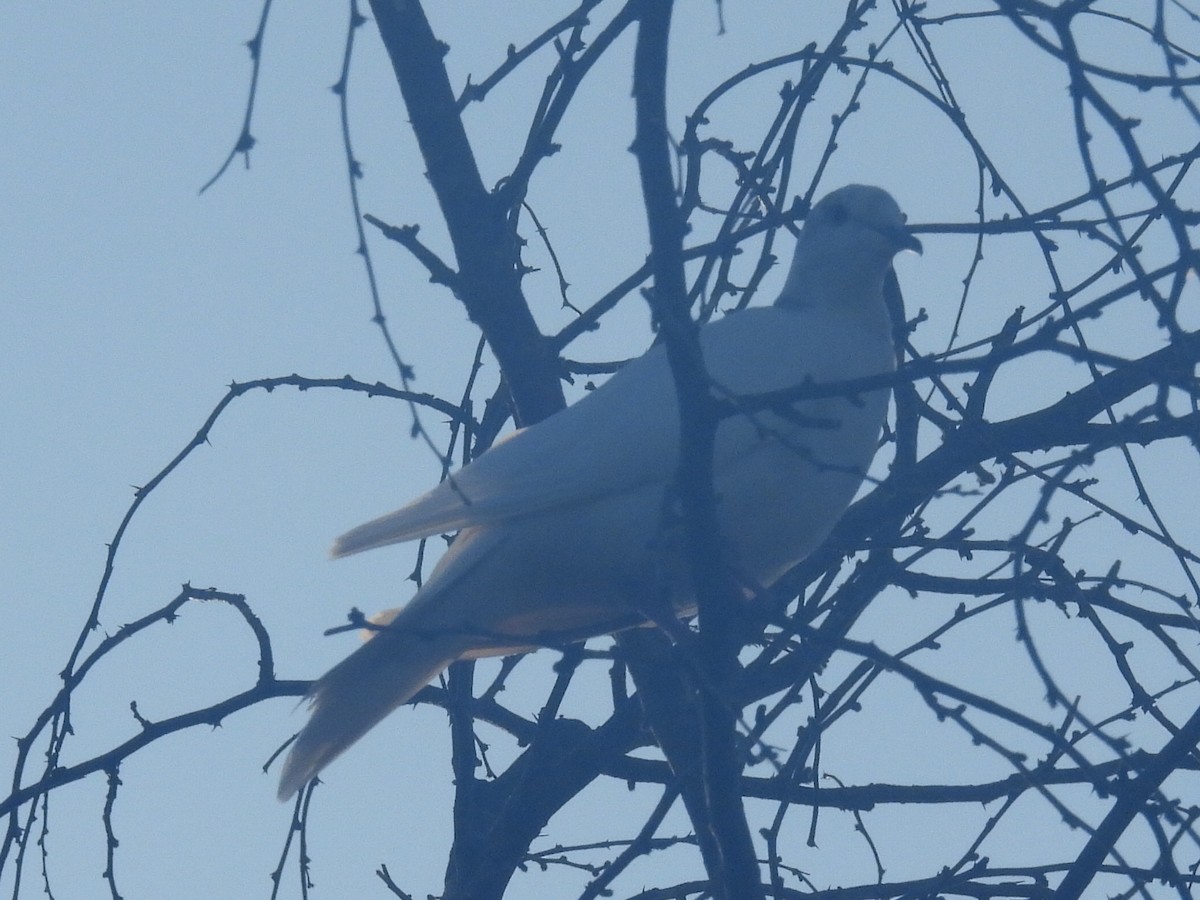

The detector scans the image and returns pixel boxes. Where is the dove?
[277,184,920,799]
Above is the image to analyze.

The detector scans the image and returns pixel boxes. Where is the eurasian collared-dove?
[277,184,920,800]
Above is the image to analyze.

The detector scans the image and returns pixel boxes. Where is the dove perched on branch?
[277,184,920,800]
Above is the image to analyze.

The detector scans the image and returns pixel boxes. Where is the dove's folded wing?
[333,342,681,556]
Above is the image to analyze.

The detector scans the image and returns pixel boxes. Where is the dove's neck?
[776,251,894,340]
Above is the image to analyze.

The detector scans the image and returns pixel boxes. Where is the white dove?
[277,184,920,800]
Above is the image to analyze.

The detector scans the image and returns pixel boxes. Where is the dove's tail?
[277,626,462,801]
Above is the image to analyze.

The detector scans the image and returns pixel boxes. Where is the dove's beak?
[873,223,922,255]
[897,229,923,255]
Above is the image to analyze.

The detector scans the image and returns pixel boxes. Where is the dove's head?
[778,184,920,310]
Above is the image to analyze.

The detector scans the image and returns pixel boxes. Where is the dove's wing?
[332,342,680,556]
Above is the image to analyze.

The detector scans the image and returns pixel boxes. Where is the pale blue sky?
[3,3,1197,897]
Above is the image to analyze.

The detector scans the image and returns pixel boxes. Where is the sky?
[3,2,1198,898]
